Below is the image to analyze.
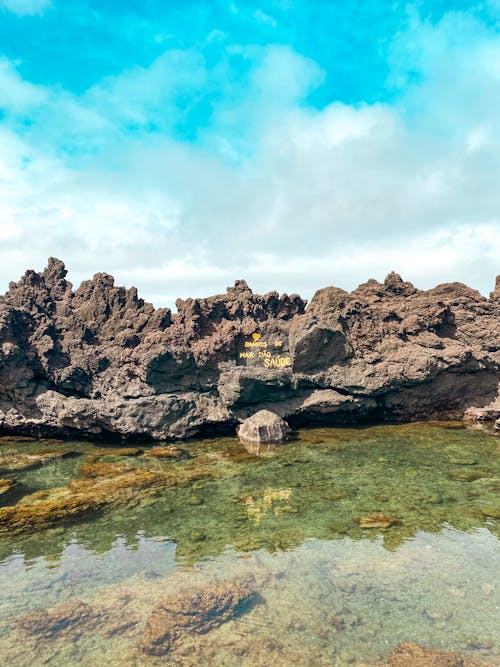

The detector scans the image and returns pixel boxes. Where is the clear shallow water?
[0,423,499,665]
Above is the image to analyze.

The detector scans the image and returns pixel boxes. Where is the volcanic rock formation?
[0,258,498,440]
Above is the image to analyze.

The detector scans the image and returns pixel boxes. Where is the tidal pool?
[0,422,498,665]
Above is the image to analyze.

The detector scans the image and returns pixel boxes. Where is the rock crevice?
[0,259,498,440]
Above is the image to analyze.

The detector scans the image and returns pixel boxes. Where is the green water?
[0,423,499,665]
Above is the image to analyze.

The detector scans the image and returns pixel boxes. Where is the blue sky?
[0,0,499,306]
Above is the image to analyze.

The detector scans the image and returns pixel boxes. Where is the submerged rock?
[15,598,137,643]
[0,477,17,499]
[15,601,95,640]
[138,577,258,656]
[357,514,399,529]
[91,447,144,457]
[0,459,216,534]
[379,641,489,666]
[237,410,290,443]
[143,445,190,460]
[0,450,80,473]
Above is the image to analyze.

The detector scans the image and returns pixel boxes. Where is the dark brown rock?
[380,642,489,666]
[138,578,257,656]
[0,259,499,440]
[15,601,95,640]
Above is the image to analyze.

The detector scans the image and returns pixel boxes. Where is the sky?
[0,0,499,308]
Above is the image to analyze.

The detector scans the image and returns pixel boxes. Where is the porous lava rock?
[0,259,499,440]
[378,641,490,666]
[15,601,96,640]
[138,578,257,655]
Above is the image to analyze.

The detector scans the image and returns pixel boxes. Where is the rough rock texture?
[0,259,499,440]
[375,642,491,666]
[15,598,136,642]
[0,478,17,500]
[15,601,97,640]
[138,578,257,655]
[237,409,290,443]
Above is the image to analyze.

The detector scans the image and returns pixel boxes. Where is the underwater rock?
[0,470,166,533]
[143,445,190,460]
[91,447,144,457]
[137,577,258,656]
[79,461,131,478]
[381,642,490,666]
[323,487,355,500]
[0,457,219,534]
[481,507,500,519]
[241,487,293,526]
[467,639,494,650]
[357,514,399,529]
[447,470,486,482]
[448,453,478,465]
[0,492,104,533]
[15,598,137,643]
[15,601,96,640]
[237,410,290,443]
[0,450,80,473]
[424,608,453,624]
[0,477,17,499]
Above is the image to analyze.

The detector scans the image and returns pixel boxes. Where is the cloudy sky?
[0,0,499,308]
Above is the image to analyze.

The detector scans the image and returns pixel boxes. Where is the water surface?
[0,423,498,665]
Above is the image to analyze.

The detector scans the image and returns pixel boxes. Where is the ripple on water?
[0,422,498,666]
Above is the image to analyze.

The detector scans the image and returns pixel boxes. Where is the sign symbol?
[252,333,261,341]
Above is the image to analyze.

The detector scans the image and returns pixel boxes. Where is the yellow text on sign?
[264,356,291,368]
[245,340,268,348]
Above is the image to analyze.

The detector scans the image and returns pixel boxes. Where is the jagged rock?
[237,410,290,443]
[490,275,500,301]
[0,259,499,440]
[138,578,257,655]
[289,320,351,373]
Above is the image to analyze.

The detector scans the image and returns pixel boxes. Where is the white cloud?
[0,59,48,111]
[0,0,52,16]
[0,17,499,309]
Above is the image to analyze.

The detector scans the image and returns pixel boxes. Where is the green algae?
[0,423,498,665]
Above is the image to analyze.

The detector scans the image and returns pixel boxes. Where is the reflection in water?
[239,439,282,456]
[0,423,498,665]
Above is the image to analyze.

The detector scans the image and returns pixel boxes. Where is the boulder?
[237,410,290,443]
[381,642,489,666]
[138,578,257,656]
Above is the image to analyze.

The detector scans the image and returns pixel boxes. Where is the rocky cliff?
[0,258,498,440]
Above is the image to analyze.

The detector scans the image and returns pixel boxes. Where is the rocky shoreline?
[0,258,498,441]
